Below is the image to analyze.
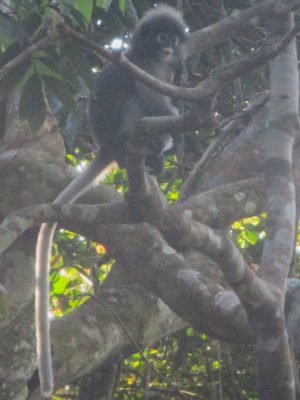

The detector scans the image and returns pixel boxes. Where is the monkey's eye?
[157,32,168,43]
[171,35,180,46]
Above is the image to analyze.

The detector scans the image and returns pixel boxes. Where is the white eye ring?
[171,35,179,45]
[157,32,167,42]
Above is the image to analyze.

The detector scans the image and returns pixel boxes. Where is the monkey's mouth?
[161,47,174,56]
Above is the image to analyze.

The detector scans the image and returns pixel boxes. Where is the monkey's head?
[130,5,188,60]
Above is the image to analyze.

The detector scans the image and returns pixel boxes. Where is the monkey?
[35,6,188,396]
[89,5,188,175]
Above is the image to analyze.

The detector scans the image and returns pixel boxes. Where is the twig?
[180,91,270,200]
[0,34,57,83]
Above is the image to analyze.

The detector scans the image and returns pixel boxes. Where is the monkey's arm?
[135,81,178,116]
[135,80,182,156]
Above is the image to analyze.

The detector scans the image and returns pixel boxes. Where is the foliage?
[112,331,257,400]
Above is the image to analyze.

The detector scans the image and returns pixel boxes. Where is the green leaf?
[132,353,142,360]
[119,0,126,13]
[242,229,259,245]
[64,44,95,91]
[96,0,113,11]
[35,59,62,80]
[37,55,80,91]
[0,60,32,100]
[60,3,89,30]
[236,229,259,248]
[0,11,24,43]
[0,42,21,67]
[74,0,94,23]
[52,275,70,295]
[23,12,42,36]
[43,75,76,112]
[19,74,46,133]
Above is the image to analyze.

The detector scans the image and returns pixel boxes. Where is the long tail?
[35,155,111,396]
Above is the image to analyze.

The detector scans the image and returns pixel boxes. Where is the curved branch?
[186,0,300,57]
[61,19,300,103]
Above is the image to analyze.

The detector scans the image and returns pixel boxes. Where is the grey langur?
[35,5,188,396]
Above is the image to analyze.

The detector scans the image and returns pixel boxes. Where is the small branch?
[186,0,300,57]
[180,92,270,200]
[193,23,300,100]
[138,106,215,136]
[0,34,57,84]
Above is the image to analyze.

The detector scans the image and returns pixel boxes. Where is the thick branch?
[253,13,298,400]
[178,177,266,228]
[0,201,129,256]
[260,19,298,292]
[125,125,271,320]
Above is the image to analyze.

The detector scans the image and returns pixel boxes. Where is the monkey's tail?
[35,223,55,397]
[35,155,112,396]
[55,155,113,204]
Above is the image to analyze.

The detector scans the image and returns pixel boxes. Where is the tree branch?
[186,0,300,56]
[0,201,130,257]
[180,92,270,199]
[0,34,57,99]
